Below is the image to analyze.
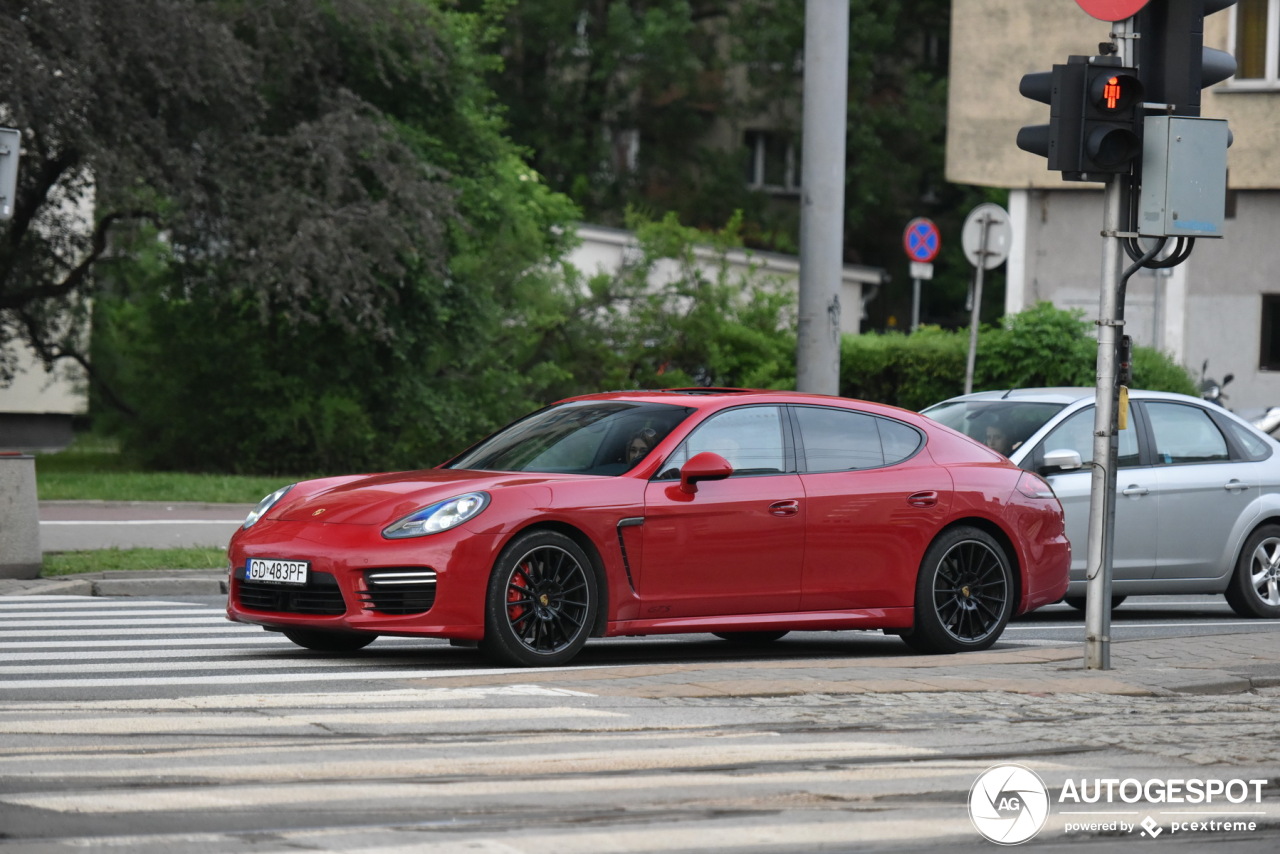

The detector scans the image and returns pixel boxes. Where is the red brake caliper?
[507,567,529,623]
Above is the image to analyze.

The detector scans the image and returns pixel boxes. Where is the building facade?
[947,0,1280,413]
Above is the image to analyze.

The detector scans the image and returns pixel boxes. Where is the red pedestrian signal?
[1080,64,1143,176]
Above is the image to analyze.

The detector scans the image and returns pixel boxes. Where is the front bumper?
[226,520,492,640]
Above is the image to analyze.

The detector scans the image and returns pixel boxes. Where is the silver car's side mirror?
[1042,448,1083,472]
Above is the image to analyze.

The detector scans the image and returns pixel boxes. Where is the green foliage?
[467,0,721,220]
[92,3,582,474]
[841,303,1196,410]
[540,211,798,393]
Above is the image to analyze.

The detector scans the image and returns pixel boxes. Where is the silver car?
[923,388,1280,618]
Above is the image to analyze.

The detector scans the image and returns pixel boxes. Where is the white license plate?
[247,558,310,586]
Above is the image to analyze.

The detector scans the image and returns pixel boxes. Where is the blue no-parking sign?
[903,218,940,264]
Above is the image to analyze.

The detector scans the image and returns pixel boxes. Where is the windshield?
[445,401,694,475]
[924,400,1067,456]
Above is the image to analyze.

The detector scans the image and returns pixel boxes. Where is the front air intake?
[360,569,438,615]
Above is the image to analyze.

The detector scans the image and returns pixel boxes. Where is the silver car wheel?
[1227,525,1280,619]
[1247,535,1280,607]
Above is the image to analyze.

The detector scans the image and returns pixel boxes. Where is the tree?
[0,0,467,388]
[0,0,579,473]
[477,1,991,330]
[526,211,798,399]
[465,0,732,222]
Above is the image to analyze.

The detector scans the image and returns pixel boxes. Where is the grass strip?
[43,548,229,576]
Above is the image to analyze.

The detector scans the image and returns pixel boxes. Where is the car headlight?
[242,484,295,529]
[383,492,491,539]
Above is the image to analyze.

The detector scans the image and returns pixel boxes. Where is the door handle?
[769,500,800,517]
[907,491,938,508]
[1224,480,1249,493]
[1121,485,1149,496]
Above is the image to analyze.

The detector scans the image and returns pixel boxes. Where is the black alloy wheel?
[903,526,1013,654]
[481,530,598,667]
[281,628,377,652]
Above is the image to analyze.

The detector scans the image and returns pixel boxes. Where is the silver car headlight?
[383,492,490,539]
[242,484,295,530]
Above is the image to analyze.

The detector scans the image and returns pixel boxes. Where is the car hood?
[272,469,576,526]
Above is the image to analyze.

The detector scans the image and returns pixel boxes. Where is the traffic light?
[1135,0,1238,117]
[1017,63,1084,173]
[1018,57,1142,182]
[1079,63,1143,176]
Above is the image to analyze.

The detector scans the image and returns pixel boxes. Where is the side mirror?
[1042,448,1083,473]
[679,451,734,494]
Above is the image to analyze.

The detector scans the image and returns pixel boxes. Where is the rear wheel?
[1225,524,1280,619]
[712,630,789,644]
[281,628,376,652]
[480,530,598,667]
[902,526,1013,654]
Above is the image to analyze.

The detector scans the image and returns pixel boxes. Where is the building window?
[1260,295,1280,370]
[1232,0,1279,85]
[744,130,800,194]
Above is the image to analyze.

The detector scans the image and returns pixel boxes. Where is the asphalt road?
[2,594,1278,853]
[37,501,253,551]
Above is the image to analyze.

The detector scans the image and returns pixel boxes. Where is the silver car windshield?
[924,400,1067,456]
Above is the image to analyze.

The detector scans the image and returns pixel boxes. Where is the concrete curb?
[0,570,227,598]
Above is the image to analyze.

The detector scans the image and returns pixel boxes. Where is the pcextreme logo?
[969,764,1051,845]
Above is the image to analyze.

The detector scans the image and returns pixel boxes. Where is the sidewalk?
[3,570,1280,699]
[0,569,227,598]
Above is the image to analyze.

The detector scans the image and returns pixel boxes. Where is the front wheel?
[901,526,1013,654]
[480,530,598,667]
[1225,524,1280,619]
[282,628,376,652]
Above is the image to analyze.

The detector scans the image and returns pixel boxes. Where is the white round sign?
[962,203,1013,270]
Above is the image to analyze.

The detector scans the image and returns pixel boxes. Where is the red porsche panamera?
[227,389,1069,666]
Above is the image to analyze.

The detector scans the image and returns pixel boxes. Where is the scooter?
[1254,406,1280,437]
[1199,360,1232,408]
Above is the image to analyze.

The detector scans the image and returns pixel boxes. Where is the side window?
[1220,417,1273,461]
[659,406,786,477]
[1038,405,1139,467]
[1146,402,1230,464]
[793,406,922,472]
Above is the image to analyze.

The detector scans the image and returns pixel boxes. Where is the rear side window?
[1219,417,1273,461]
[793,406,922,472]
[1146,402,1230,464]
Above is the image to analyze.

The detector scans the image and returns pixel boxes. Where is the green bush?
[841,302,1196,409]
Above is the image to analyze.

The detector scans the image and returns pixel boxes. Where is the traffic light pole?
[1082,13,1139,671]
[1084,173,1125,671]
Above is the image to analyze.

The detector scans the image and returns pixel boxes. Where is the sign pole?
[960,203,1012,393]
[903,218,941,333]
[963,212,992,395]
[911,277,922,332]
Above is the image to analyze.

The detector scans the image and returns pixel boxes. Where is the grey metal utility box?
[1138,116,1229,239]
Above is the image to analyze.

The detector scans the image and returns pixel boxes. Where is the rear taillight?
[1016,471,1057,500]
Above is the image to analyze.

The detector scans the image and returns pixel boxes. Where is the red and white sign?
[1074,0,1150,21]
